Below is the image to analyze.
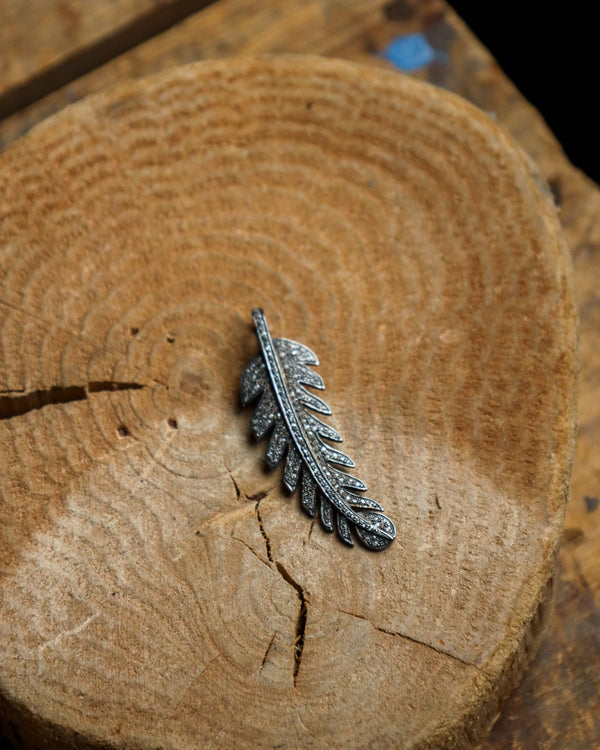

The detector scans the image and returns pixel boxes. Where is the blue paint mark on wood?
[379,33,436,72]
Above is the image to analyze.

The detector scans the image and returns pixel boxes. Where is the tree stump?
[0,56,577,749]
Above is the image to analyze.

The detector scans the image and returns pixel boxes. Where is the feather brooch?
[240,308,396,551]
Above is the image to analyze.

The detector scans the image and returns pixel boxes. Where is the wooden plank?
[0,0,598,746]
[0,0,215,119]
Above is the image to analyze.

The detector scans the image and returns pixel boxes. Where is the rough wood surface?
[1,0,599,747]
[0,0,380,147]
[0,0,214,119]
[0,56,577,748]
[420,10,600,748]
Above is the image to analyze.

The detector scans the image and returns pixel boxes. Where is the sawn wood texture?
[0,56,577,748]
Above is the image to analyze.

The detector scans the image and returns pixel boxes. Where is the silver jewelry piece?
[240,308,396,551]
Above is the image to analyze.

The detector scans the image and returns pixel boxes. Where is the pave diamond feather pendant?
[240,308,396,551]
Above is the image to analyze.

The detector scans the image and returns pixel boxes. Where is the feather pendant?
[240,308,396,552]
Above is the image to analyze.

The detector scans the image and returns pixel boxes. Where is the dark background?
[451,1,598,183]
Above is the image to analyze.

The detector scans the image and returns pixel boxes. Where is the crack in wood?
[253,500,308,685]
[275,562,308,686]
[259,631,277,673]
[0,382,144,420]
[229,534,271,570]
[335,607,484,673]
[228,471,241,501]
[254,499,274,564]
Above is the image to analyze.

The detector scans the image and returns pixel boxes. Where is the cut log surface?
[0,56,577,749]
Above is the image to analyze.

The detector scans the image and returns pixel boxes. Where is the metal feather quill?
[240,308,396,551]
